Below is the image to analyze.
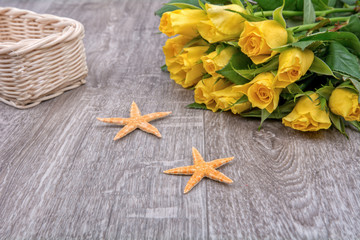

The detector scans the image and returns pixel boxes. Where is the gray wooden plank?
[0,0,208,238]
[0,87,209,239]
[204,111,360,239]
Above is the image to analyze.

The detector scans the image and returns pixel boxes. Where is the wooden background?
[1,0,359,239]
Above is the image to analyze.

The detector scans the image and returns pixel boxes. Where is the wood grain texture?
[0,0,359,239]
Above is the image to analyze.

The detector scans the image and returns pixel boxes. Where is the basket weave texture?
[0,7,88,109]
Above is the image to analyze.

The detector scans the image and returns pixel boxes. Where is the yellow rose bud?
[274,48,314,88]
[329,88,360,121]
[211,85,251,114]
[282,93,331,131]
[201,46,237,78]
[194,77,232,111]
[231,102,252,115]
[159,9,207,37]
[197,4,246,43]
[167,45,209,88]
[233,72,281,113]
[238,20,288,64]
[163,35,192,66]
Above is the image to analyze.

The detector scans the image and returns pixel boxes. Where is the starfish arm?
[209,157,234,169]
[184,171,205,194]
[138,121,162,138]
[113,124,137,140]
[163,166,196,175]
[97,117,130,125]
[192,147,205,165]
[205,168,233,184]
[142,112,172,122]
[130,101,141,118]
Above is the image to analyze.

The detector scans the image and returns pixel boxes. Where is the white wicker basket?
[0,7,88,109]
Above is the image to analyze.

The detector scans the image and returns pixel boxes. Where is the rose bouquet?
[156,0,360,136]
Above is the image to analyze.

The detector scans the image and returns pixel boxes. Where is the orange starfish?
[97,101,171,140]
[164,147,234,193]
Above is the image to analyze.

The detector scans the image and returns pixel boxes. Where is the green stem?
[315,7,356,17]
[253,7,355,18]
[287,16,351,32]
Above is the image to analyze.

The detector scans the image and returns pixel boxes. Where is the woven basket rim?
[0,7,84,56]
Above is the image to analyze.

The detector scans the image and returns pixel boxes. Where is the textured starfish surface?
[97,101,171,140]
[164,147,234,193]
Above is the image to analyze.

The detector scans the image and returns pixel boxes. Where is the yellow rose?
[329,88,360,121]
[282,93,331,131]
[197,4,246,43]
[201,46,237,78]
[233,72,281,113]
[194,77,232,111]
[159,9,207,37]
[163,35,192,66]
[211,85,251,114]
[274,48,314,88]
[167,45,209,88]
[238,20,288,64]
[163,35,207,65]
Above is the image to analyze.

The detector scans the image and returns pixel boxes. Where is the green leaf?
[256,0,299,10]
[256,0,282,10]
[241,101,296,119]
[287,29,296,43]
[329,112,348,137]
[186,102,208,110]
[293,40,319,50]
[339,0,357,4]
[198,0,206,10]
[165,2,201,9]
[338,80,358,92]
[240,108,261,118]
[259,109,271,129]
[311,0,331,10]
[230,0,244,8]
[179,36,204,55]
[308,19,331,33]
[276,101,297,116]
[217,51,252,85]
[202,73,212,79]
[206,0,232,4]
[294,91,313,101]
[273,0,286,28]
[234,94,249,104]
[225,9,266,22]
[161,64,168,72]
[272,40,323,52]
[155,0,202,16]
[340,15,360,40]
[205,44,217,54]
[245,0,254,14]
[326,42,360,81]
[345,76,360,103]
[222,95,248,111]
[309,56,335,76]
[300,32,360,58]
[224,41,240,47]
[216,44,227,55]
[287,83,304,95]
[232,57,279,79]
[327,0,336,7]
[348,121,360,132]
[316,85,335,100]
[318,96,327,111]
[304,0,316,24]
[270,45,292,52]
